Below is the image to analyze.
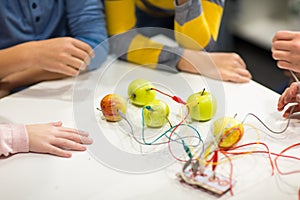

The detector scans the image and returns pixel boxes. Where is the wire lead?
[290,70,299,82]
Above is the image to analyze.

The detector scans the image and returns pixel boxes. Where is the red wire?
[227,142,275,175]
[224,142,300,197]
[274,143,300,175]
[150,88,186,105]
[212,150,218,172]
[226,150,300,160]
[151,88,173,98]
[226,142,300,176]
[167,105,191,162]
[221,151,234,196]
[205,141,299,197]
[150,87,189,161]
[206,154,215,163]
[152,87,300,194]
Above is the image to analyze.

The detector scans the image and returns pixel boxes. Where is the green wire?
[141,107,203,148]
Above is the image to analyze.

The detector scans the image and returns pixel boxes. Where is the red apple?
[100,94,127,122]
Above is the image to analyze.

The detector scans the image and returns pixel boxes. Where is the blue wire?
[141,107,203,147]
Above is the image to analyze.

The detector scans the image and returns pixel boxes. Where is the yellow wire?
[188,123,262,167]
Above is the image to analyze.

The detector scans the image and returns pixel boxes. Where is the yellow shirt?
[105,0,224,69]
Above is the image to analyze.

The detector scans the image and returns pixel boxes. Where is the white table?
[0,56,299,200]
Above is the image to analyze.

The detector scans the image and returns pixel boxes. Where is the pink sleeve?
[0,124,29,156]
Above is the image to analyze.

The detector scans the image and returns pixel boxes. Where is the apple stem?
[201,88,205,95]
[233,113,237,119]
[96,107,102,112]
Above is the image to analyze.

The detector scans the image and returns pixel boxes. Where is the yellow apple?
[127,79,156,106]
[212,117,244,150]
[186,91,217,121]
[143,99,170,128]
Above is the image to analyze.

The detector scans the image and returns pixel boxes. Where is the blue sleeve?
[65,0,108,71]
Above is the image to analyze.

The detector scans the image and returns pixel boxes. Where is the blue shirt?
[0,0,108,70]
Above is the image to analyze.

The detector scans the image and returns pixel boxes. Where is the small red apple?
[100,94,127,122]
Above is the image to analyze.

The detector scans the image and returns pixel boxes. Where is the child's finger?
[57,132,93,144]
[283,105,300,118]
[50,121,63,127]
[273,31,295,41]
[52,138,86,151]
[58,127,89,137]
[46,144,72,158]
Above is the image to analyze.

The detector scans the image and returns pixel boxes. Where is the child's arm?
[0,124,29,156]
[0,37,92,79]
[26,121,93,158]
[0,66,67,98]
[0,122,93,157]
[105,0,251,83]
[65,0,108,70]
[105,0,183,72]
[174,0,225,51]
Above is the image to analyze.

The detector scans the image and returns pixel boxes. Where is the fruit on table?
[143,99,170,128]
[128,79,156,106]
[186,90,217,121]
[212,117,244,149]
[100,94,127,122]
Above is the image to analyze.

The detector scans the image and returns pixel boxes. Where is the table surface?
[0,54,299,200]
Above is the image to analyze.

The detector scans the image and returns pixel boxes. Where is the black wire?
[241,105,296,134]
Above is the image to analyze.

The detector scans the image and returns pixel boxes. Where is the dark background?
[217,0,291,94]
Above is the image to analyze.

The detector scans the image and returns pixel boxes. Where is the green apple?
[186,90,217,121]
[212,117,244,150]
[143,99,170,128]
[100,94,127,122]
[128,78,156,106]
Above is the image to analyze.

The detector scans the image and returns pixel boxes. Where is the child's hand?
[26,121,93,157]
[272,31,300,73]
[28,37,94,77]
[177,50,252,83]
[278,82,300,118]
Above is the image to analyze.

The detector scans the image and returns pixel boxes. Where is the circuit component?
[177,166,234,196]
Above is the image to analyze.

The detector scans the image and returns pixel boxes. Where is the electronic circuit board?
[177,167,234,196]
